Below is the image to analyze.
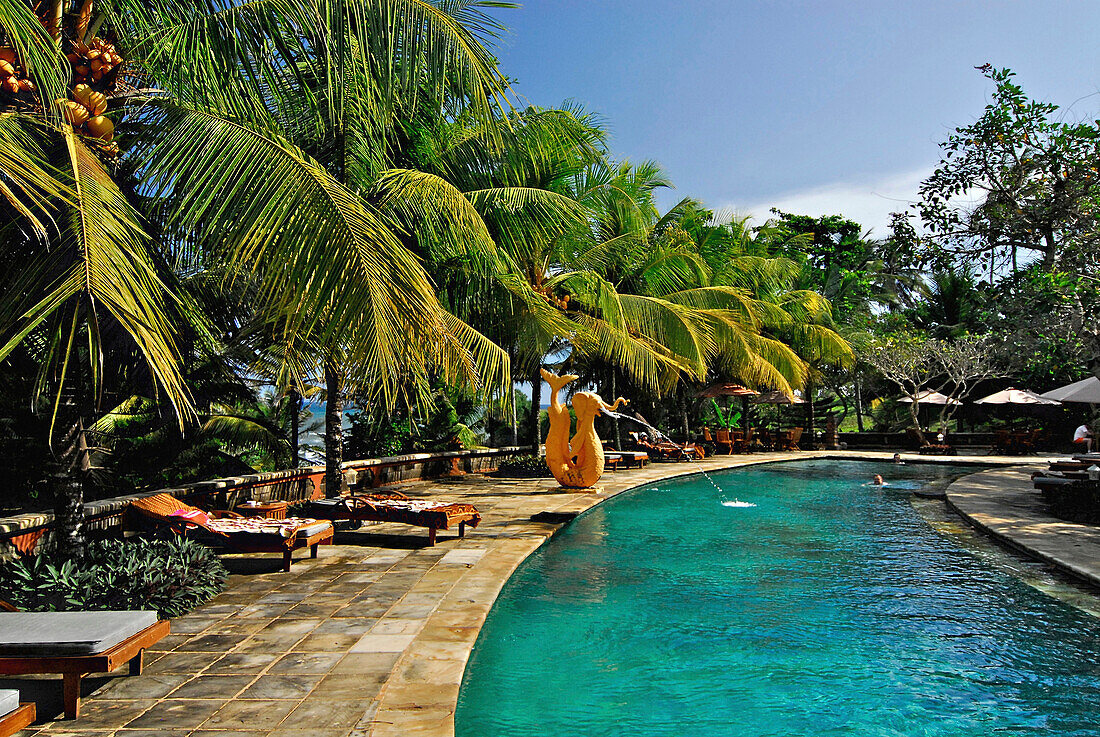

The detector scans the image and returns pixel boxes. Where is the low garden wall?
[0,446,531,559]
[839,432,995,449]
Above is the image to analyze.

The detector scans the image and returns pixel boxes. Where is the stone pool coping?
[13,450,1062,737]
[944,464,1100,589]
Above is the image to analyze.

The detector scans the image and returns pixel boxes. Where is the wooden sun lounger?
[307,492,481,546]
[0,703,33,737]
[0,611,169,720]
[128,493,334,571]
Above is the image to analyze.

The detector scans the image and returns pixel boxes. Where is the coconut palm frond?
[0,114,72,235]
[133,101,454,401]
[0,0,70,113]
[0,129,191,427]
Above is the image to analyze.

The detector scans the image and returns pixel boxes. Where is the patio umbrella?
[898,389,960,405]
[1039,376,1100,403]
[973,387,1061,405]
[754,390,804,404]
[695,382,759,398]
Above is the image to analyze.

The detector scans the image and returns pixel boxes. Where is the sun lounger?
[0,610,169,719]
[618,451,650,467]
[0,689,33,737]
[306,491,480,546]
[128,493,334,571]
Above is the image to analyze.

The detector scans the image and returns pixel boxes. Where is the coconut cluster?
[0,47,35,95]
[0,0,122,153]
[56,32,121,147]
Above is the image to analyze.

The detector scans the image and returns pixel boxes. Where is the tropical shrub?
[496,454,552,478]
[0,538,227,618]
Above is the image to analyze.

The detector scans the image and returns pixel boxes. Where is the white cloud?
[719,167,932,238]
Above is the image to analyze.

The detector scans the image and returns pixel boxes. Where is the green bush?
[0,537,228,618]
[496,454,552,478]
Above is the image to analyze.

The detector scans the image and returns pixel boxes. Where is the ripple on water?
[457,460,1100,737]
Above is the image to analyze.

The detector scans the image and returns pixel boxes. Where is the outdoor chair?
[992,429,1014,454]
[714,429,734,455]
[733,428,754,453]
[127,493,334,571]
[0,608,169,719]
[776,427,803,451]
[0,690,33,736]
[305,491,480,546]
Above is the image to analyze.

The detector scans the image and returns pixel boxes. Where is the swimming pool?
[457,460,1100,736]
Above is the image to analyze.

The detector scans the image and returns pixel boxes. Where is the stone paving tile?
[93,674,190,700]
[203,653,280,675]
[144,652,220,675]
[267,652,344,675]
[349,634,416,653]
[175,634,249,653]
[291,633,362,652]
[199,700,298,731]
[282,697,371,729]
[123,699,223,731]
[166,675,255,700]
[237,674,322,701]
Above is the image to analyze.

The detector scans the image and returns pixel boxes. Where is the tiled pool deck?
[11,450,1096,737]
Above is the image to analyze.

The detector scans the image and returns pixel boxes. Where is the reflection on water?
[458,460,1100,737]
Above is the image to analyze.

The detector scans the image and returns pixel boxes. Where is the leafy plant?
[496,454,552,478]
[0,538,227,618]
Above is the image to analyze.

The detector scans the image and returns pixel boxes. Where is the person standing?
[1073,423,1093,453]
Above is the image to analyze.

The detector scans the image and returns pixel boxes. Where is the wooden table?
[234,500,289,519]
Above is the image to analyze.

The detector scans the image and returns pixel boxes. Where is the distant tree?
[864,335,1000,442]
[917,65,1100,273]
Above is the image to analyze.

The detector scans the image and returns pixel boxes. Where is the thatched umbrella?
[695,383,758,431]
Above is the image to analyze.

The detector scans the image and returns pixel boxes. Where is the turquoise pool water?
[457,460,1100,736]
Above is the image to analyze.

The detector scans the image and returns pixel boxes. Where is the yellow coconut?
[72,83,92,106]
[86,115,114,141]
[2,78,19,94]
[19,79,35,92]
[0,48,15,63]
[62,100,89,126]
[87,90,107,116]
[0,60,14,77]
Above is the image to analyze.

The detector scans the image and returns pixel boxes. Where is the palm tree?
[107,0,522,497]
[0,0,193,555]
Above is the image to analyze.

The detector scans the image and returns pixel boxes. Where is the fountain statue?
[541,369,627,489]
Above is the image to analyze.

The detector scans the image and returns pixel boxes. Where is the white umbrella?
[1039,376,1100,404]
[898,389,960,405]
[974,387,1061,405]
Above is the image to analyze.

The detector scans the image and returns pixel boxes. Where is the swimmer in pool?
[872,474,884,485]
[893,453,904,465]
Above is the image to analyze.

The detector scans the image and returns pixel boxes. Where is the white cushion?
[0,610,158,657]
[0,689,17,717]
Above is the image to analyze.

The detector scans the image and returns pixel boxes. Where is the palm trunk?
[324,361,344,498]
[289,388,302,468]
[854,378,865,432]
[528,367,543,450]
[52,418,90,559]
[510,382,518,447]
[611,370,623,449]
[804,381,816,450]
[681,390,690,442]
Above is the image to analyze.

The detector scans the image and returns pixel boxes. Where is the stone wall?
[0,446,531,559]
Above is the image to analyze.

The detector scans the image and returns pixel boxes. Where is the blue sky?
[492,1,1100,236]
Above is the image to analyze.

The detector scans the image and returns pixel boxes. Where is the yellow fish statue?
[541,369,627,489]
